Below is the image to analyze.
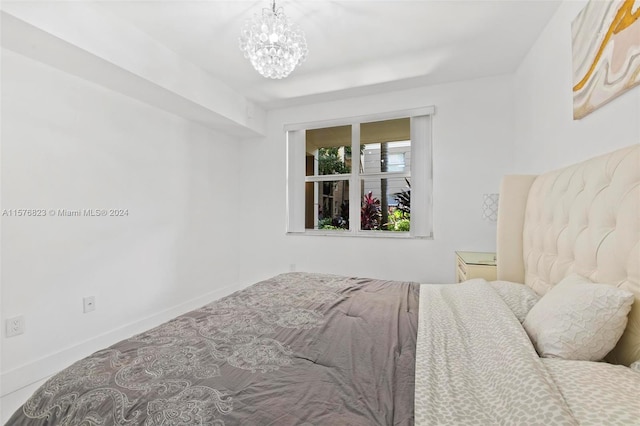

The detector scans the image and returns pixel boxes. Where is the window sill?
[286,230,433,240]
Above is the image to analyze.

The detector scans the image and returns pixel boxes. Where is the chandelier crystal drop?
[239,0,308,79]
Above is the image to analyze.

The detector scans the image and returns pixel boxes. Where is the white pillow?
[489,280,540,323]
[523,274,634,361]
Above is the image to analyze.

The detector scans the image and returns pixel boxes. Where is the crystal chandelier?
[239,0,308,79]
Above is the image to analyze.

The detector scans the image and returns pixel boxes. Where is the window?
[286,107,433,238]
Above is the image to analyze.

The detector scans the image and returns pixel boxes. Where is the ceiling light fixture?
[239,0,308,79]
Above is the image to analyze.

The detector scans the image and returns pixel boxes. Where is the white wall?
[3,0,638,420]
[238,74,516,286]
[514,0,640,173]
[0,48,242,416]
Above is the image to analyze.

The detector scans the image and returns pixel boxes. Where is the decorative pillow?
[489,280,540,323]
[523,274,634,361]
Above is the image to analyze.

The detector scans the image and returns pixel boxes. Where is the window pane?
[305,180,350,230]
[361,118,411,174]
[360,177,410,232]
[306,125,352,176]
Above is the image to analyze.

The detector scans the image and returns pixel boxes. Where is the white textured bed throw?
[414,280,576,425]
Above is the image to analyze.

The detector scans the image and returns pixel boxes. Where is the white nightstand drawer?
[455,251,497,283]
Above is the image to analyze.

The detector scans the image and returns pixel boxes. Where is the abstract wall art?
[572,0,640,119]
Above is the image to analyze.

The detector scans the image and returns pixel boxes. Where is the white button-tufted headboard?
[497,144,640,366]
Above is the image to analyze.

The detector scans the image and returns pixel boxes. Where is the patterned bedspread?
[12,274,634,425]
[414,280,577,425]
[7,272,419,425]
[541,358,640,425]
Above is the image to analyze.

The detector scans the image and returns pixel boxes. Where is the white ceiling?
[94,0,561,109]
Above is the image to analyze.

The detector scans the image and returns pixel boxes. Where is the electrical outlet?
[6,316,25,337]
[289,264,296,272]
[83,296,96,313]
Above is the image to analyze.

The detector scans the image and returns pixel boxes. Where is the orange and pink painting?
[572,0,640,119]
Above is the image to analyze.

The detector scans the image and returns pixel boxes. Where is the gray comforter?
[7,272,419,425]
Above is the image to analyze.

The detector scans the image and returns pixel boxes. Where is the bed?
[7,144,640,425]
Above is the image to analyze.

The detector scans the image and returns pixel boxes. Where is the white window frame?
[286,106,434,238]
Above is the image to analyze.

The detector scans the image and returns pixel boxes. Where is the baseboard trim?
[0,281,244,397]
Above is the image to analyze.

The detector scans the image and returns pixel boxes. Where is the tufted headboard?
[497,144,640,366]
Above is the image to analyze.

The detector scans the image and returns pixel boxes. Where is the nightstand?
[455,251,497,283]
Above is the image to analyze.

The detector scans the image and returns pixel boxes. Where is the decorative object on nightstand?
[456,251,497,283]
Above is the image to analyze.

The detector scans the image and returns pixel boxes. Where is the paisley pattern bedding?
[9,274,637,425]
[7,272,419,425]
